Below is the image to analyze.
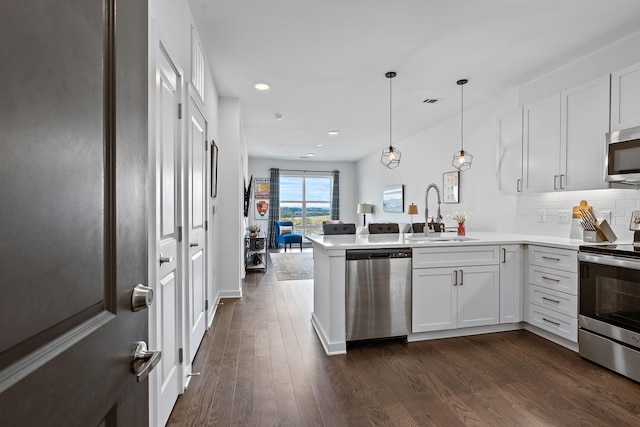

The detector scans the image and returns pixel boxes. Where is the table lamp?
[408,203,419,232]
[357,203,373,226]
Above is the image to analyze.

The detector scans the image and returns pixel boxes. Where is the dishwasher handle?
[346,249,412,260]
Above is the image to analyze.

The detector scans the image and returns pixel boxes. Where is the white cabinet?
[524,93,561,192]
[559,76,610,191]
[499,245,523,324]
[412,246,499,333]
[611,62,640,131]
[412,267,457,332]
[496,108,524,194]
[526,245,578,343]
[524,76,610,192]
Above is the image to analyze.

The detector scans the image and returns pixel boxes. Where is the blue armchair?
[275,221,303,252]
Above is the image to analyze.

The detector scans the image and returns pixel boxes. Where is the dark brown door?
[0,1,149,425]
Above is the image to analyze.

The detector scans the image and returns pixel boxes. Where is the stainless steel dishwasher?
[345,248,412,341]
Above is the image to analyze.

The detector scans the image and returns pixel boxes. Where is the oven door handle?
[578,252,640,271]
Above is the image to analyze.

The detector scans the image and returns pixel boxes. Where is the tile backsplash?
[516,187,640,241]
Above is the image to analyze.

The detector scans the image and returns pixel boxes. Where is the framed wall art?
[443,171,459,204]
[382,184,404,213]
[254,178,270,198]
[255,199,269,219]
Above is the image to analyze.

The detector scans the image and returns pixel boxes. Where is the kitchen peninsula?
[307,232,583,355]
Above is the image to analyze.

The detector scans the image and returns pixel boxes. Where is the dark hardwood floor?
[167,251,640,426]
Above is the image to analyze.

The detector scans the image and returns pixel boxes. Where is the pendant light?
[452,79,473,171]
[381,71,401,169]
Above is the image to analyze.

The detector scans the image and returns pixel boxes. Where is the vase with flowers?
[247,224,261,238]
[450,211,472,235]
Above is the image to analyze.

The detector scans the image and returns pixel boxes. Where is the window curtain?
[267,168,280,249]
[330,170,340,220]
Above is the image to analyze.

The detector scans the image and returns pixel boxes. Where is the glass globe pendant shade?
[381,145,401,169]
[452,149,473,171]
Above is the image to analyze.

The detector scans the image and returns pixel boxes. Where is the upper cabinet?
[496,108,524,194]
[523,94,561,192]
[523,75,610,192]
[611,62,640,131]
[559,75,611,191]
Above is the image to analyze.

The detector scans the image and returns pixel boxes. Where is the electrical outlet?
[537,210,547,223]
[558,210,570,224]
[602,210,612,223]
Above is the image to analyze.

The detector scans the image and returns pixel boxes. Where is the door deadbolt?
[131,284,154,312]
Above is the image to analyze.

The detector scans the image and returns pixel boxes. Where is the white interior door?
[150,41,183,427]
[187,96,207,364]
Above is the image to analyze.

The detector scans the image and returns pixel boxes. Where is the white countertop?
[306,231,588,251]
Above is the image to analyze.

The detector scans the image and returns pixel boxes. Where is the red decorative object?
[457,223,465,236]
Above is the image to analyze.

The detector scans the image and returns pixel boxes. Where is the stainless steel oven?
[578,244,640,382]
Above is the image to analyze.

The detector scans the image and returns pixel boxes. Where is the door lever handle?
[190,243,199,247]
[159,254,174,265]
[131,341,161,382]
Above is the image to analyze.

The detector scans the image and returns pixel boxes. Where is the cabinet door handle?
[542,317,561,327]
[541,256,560,262]
[459,269,464,286]
[541,276,560,283]
[516,179,522,193]
[560,174,565,189]
[453,270,458,286]
[553,175,559,190]
[542,296,561,304]
[502,248,507,263]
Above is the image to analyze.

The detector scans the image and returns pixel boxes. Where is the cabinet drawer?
[528,265,577,295]
[529,284,577,318]
[528,304,577,342]
[413,246,499,268]
[528,245,577,273]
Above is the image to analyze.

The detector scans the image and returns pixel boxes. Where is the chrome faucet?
[424,183,443,236]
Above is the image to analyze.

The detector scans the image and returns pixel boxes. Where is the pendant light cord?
[389,74,393,149]
[460,81,464,152]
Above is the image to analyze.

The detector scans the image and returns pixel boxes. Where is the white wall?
[357,31,640,239]
[218,98,246,295]
[247,158,358,230]
[356,89,519,232]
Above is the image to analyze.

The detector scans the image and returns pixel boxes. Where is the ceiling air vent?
[423,98,438,104]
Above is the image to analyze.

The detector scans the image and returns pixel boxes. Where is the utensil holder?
[595,219,617,242]
[583,230,606,243]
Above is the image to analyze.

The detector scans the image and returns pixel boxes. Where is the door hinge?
[178,226,183,242]
[205,220,208,231]
[178,103,182,119]
[205,300,209,310]
[179,347,184,364]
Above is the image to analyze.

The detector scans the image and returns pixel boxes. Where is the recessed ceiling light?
[317,144,323,147]
[300,153,315,158]
[254,83,270,91]
[275,113,283,120]
[328,130,339,135]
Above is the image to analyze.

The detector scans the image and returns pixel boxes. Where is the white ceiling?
[189,0,640,162]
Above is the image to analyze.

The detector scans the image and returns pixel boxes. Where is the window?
[280,175,331,236]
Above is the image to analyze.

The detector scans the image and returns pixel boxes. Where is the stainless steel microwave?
[606,125,640,183]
